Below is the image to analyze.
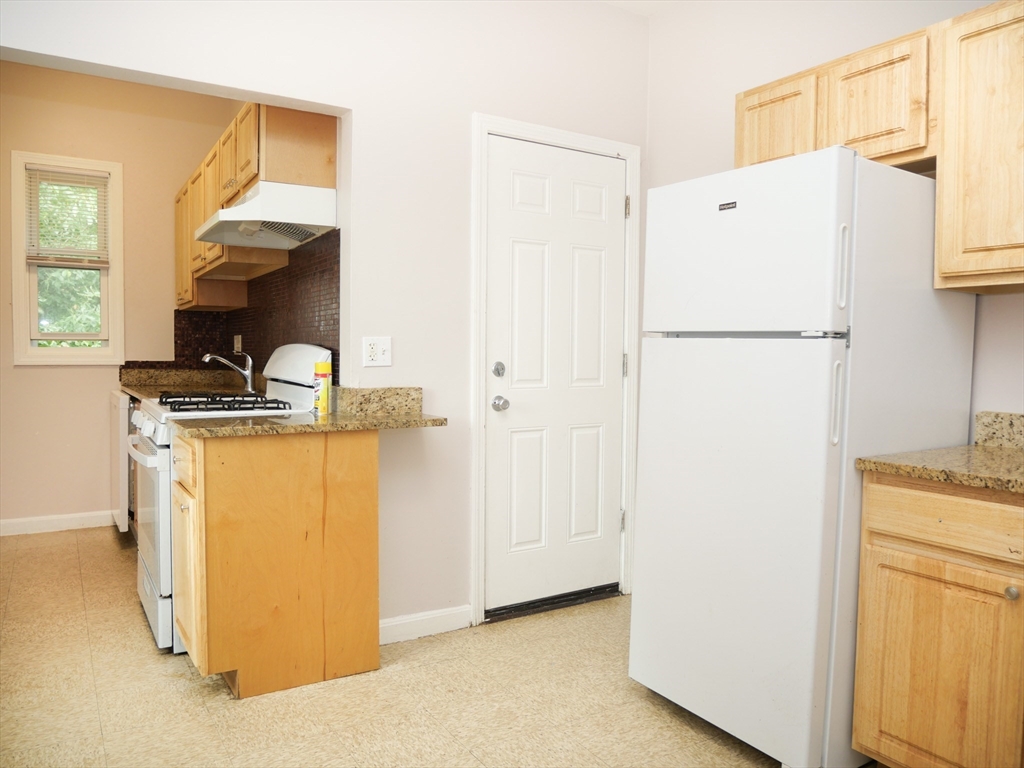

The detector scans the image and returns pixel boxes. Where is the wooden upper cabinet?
[174,182,192,306]
[820,32,930,160]
[187,164,204,269]
[217,118,237,206]
[235,102,259,193]
[735,73,817,167]
[218,102,259,205]
[935,0,1024,290]
[202,146,223,265]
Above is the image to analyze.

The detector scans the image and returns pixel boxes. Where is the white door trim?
[470,113,641,625]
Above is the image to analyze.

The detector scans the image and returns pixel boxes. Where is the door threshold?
[484,583,620,623]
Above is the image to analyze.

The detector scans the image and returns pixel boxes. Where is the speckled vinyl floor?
[0,528,781,768]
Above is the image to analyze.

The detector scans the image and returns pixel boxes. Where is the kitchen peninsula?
[123,370,445,698]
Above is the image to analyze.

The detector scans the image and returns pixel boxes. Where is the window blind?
[25,164,110,268]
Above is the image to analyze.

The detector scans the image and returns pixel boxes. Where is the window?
[10,152,124,365]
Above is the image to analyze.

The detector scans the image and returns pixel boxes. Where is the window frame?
[10,151,124,365]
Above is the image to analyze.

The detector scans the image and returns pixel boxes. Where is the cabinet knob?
[172,456,182,463]
[179,504,188,512]
[1006,586,1020,601]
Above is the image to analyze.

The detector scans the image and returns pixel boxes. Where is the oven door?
[127,434,172,596]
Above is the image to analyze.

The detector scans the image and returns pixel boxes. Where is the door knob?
[491,395,510,411]
[492,361,505,377]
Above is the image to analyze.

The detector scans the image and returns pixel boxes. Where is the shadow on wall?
[123,229,340,382]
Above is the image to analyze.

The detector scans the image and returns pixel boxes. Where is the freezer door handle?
[836,224,850,310]
[829,360,844,445]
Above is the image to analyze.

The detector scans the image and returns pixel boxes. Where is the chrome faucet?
[202,351,255,393]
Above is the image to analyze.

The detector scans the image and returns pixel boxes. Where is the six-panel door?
[484,135,626,610]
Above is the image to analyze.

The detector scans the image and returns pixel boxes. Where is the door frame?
[469,113,641,624]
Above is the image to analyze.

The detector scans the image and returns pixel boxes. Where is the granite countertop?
[120,368,446,437]
[170,410,447,438]
[855,411,1024,494]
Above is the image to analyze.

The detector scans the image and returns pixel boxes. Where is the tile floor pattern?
[0,528,780,768]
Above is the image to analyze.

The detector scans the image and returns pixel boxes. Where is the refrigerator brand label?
[718,201,737,211]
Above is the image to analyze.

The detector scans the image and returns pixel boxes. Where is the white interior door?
[485,135,626,610]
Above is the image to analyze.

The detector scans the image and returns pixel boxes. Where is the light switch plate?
[362,336,392,367]
[233,335,243,353]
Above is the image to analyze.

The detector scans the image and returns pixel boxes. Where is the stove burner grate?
[158,392,293,412]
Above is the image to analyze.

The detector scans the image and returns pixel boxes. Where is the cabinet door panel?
[202,147,223,265]
[735,73,817,167]
[937,2,1024,279]
[823,33,929,159]
[171,482,197,659]
[235,102,259,190]
[188,164,204,270]
[218,119,237,206]
[174,184,192,305]
[854,543,1024,768]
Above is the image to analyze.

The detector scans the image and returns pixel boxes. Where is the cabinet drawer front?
[863,479,1024,564]
[172,435,198,493]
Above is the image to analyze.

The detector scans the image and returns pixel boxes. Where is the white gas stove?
[133,343,332,445]
[127,343,331,655]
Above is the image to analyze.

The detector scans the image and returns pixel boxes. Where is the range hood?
[195,181,337,250]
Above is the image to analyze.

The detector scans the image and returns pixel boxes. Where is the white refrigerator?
[628,147,976,768]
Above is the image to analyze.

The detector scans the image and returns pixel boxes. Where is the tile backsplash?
[123,229,340,382]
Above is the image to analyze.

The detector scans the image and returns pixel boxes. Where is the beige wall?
[0,1,650,620]
[0,62,241,520]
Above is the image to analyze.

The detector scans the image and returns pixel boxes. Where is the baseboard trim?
[379,604,472,645]
[0,510,115,537]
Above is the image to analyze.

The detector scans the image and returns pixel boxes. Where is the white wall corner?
[0,510,115,537]
[379,604,473,645]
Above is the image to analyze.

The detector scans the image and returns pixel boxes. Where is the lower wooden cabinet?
[853,472,1024,768]
[170,430,381,698]
[171,478,204,672]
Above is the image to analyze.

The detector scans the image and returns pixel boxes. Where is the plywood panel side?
[203,433,327,695]
[261,106,337,189]
[323,429,380,680]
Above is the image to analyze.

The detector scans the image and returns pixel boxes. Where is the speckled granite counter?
[171,410,446,438]
[855,411,1024,495]
[120,369,446,437]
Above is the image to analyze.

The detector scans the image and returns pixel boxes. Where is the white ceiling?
[602,0,671,18]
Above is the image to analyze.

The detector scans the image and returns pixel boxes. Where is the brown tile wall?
[123,229,339,379]
[227,229,340,383]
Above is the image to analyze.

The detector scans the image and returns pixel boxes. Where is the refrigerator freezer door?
[629,336,846,768]
[644,146,854,333]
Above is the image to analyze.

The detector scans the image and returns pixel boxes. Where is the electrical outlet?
[362,336,392,367]
[233,335,243,353]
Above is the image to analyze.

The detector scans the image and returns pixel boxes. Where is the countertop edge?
[855,448,1024,496]
[172,414,447,439]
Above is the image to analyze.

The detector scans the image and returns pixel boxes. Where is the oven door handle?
[127,435,160,469]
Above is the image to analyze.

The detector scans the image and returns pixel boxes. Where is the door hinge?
[625,195,631,219]
[622,353,628,377]
[620,508,626,532]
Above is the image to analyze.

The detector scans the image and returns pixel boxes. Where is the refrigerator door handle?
[830,359,844,445]
[836,224,850,310]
